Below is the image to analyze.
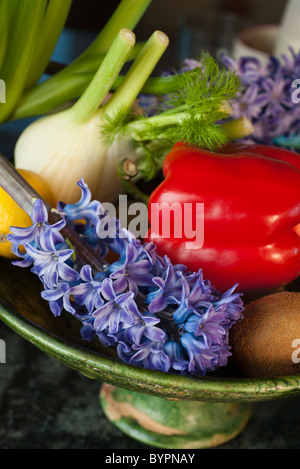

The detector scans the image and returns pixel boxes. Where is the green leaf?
[0,0,10,69]
[0,0,47,124]
[25,0,73,88]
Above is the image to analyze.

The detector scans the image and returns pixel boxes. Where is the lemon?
[0,168,57,259]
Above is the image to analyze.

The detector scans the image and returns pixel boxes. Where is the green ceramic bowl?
[0,257,299,449]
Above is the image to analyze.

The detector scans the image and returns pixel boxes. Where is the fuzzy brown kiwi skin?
[229,292,300,378]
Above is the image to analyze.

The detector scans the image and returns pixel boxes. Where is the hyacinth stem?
[0,154,106,273]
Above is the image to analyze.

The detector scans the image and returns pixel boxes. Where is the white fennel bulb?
[14,29,169,204]
[15,109,135,203]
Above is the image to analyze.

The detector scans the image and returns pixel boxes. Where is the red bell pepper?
[146,143,300,295]
[219,143,300,238]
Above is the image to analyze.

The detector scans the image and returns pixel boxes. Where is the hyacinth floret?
[219,50,300,145]
[8,178,244,377]
[8,198,66,267]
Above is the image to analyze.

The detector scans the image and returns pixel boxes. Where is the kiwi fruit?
[230,292,300,378]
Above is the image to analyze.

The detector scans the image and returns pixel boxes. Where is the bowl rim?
[1,301,299,403]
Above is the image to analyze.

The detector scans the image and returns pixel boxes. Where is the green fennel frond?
[166,52,241,114]
[101,51,245,179]
[178,114,228,150]
[102,51,241,148]
[101,105,142,146]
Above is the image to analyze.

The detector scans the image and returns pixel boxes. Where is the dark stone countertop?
[0,320,300,450]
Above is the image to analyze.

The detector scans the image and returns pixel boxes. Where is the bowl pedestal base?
[100,383,252,449]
